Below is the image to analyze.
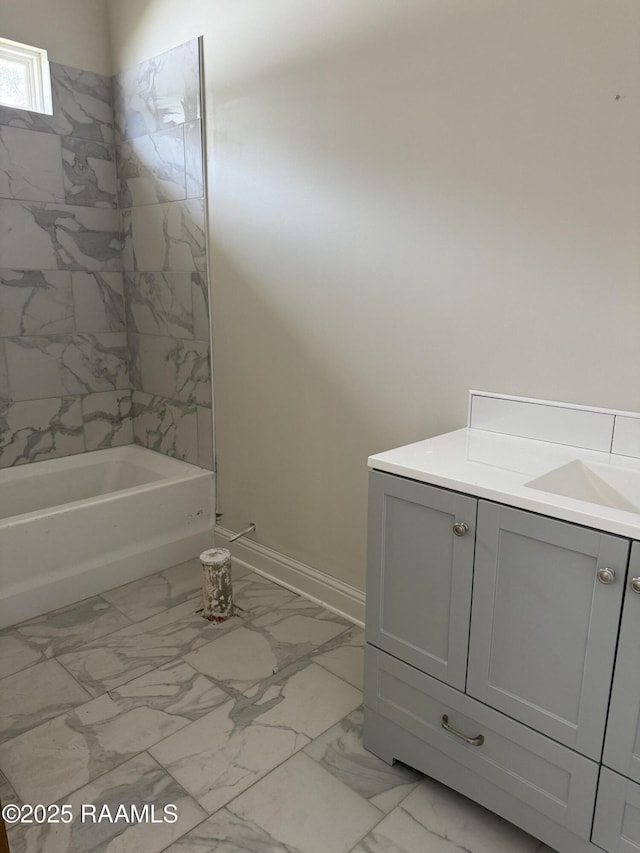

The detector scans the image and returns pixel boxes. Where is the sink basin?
[525,459,640,514]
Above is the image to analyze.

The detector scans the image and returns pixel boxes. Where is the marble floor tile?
[312,626,365,689]
[0,341,8,400]
[163,807,303,852]
[184,606,349,693]
[304,707,420,814]
[149,697,308,815]
[0,660,91,742]
[241,660,362,740]
[247,587,352,626]
[0,631,43,679]
[13,596,131,658]
[0,769,20,807]
[381,778,545,853]
[58,599,242,697]
[102,559,203,622]
[350,805,461,853]
[6,753,205,853]
[231,562,252,580]
[227,752,382,853]
[150,661,361,814]
[100,558,251,625]
[0,660,229,804]
[0,559,558,853]
[183,626,278,693]
[232,573,302,619]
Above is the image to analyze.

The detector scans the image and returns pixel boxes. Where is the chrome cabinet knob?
[453,522,469,537]
[630,578,640,594]
[597,567,616,585]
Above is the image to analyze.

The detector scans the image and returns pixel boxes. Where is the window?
[0,37,53,114]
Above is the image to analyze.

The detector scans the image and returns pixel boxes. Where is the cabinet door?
[592,767,640,852]
[603,542,640,783]
[366,470,476,690]
[467,501,628,760]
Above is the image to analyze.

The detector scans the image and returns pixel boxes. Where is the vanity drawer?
[364,644,599,839]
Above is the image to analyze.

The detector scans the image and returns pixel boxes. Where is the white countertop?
[368,428,640,540]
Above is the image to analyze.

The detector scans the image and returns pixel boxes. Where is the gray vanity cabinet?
[366,471,476,690]
[592,769,640,852]
[603,543,640,783]
[365,469,640,853]
[467,502,629,761]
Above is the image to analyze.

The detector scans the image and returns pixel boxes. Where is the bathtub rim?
[0,444,213,527]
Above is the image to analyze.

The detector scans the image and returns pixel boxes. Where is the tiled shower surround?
[0,39,213,470]
[0,63,125,466]
[115,39,213,470]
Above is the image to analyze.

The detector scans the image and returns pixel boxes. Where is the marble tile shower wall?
[0,63,129,467]
[114,38,213,470]
[0,39,213,471]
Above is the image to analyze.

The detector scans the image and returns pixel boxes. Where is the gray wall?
[115,39,213,470]
[0,64,129,467]
[107,0,640,593]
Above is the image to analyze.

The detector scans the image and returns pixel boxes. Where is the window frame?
[0,36,53,115]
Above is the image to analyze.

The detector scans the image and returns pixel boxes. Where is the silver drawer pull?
[441,714,485,746]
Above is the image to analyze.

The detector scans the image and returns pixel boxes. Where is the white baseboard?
[215,526,365,627]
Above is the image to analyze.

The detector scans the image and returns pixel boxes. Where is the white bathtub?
[0,446,214,628]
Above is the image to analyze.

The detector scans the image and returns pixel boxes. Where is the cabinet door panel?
[592,767,640,852]
[468,501,628,760]
[366,471,476,690]
[603,542,640,783]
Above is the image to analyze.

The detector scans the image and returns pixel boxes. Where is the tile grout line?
[141,750,213,838]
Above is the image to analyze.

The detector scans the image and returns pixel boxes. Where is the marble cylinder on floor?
[200,548,233,621]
